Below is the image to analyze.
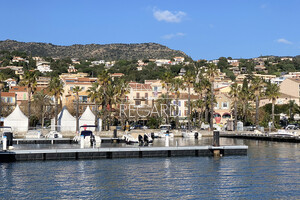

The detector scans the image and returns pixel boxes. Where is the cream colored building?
[279,78,300,106]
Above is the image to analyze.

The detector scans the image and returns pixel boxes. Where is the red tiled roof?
[129,83,152,90]
[1,92,15,97]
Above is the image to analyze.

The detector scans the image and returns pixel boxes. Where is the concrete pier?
[220,133,300,143]
[0,145,248,162]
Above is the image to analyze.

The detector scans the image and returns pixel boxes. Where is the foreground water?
[0,138,299,199]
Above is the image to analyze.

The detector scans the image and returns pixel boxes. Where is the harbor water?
[0,138,299,199]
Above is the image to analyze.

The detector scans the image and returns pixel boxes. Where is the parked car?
[130,125,148,130]
[245,125,256,131]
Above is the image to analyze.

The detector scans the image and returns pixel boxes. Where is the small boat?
[45,130,63,139]
[154,124,174,138]
[123,132,153,144]
[0,126,14,150]
[268,129,298,137]
[182,130,202,139]
[26,130,42,139]
[73,125,101,147]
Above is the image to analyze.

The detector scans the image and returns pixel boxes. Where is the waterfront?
[0,138,299,199]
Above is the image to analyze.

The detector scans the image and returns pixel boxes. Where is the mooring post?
[213,131,220,157]
[80,135,84,148]
[213,131,220,147]
[165,131,169,147]
[2,135,7,151]
[113,129,117,143]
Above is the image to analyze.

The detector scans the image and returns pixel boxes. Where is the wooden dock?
[0,145,248,162]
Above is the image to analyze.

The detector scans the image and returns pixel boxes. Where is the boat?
[26,130,43,139]
[123,132,153,144]
[45,130,63,139]
[0,126,14,150]
[73,125,101,147]
[182,130,202,138]
[268,129,298,137]
[154,124,174,138]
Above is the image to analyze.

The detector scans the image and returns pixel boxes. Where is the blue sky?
[0,0,299,60]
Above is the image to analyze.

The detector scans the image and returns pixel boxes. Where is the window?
[79,96,88,103]
[215,102,219,109]
[136,93,140,98]
[222,102,228,109]
[135,100,141,105]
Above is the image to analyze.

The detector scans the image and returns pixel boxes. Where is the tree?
[33,90,52,129]
[87,82,101,131]
[171,78,184,129]
[250,77,265,127]
[265,82,280,127]
[73,86,83,133]
[183,70,195,130]
[288,100,299,121]
[0,73,6,117]
[47,77,64,131]
[206,63,219,130]
[20,70,38,128]
[97,70,111,130]
[161,71,174,124]
[229,82,241,130]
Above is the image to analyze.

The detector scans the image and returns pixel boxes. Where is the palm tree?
[171,78,184,129]
[87,82,101,131]
[229,82,241,130]
[250,77,265,127]
[288,100,299,121]
[72,86,83,133]
[33,90,52,129]
[206,63,218,130]
[0,73,6,117]
[20,70,38,128]
[113,78,129,128]
[97,70,111,130]
[238,78,251,124]
[47,77,64,131]
[183,70,195,131]
[161,72,174,124]
[265,82,280,127]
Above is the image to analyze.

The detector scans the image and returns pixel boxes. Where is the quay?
[0,145,248,162]
[220,132,300,143]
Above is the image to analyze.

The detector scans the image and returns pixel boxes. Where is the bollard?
[80,135,85,148]
[213,131,220,157]
[213,131,220,147]
[113,129,117,138]
[3,136,7,151]
[165,134,169,147]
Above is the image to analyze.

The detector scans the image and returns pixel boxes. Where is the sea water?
[0,139,299,199]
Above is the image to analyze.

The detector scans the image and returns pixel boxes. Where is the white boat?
[268,129,298,137]
[154,124,174,138]
[26,130,42,139]
[122,132,153,144]
[0,126,14,150]
[73,125,101,147]
[45,131,63,139]
[182,130,202,138]
[122,133,139,143]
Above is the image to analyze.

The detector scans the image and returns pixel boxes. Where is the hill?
[0,40,189,61]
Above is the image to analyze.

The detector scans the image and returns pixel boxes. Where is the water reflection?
[1,139,299,199]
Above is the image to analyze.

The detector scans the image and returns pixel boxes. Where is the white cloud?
[276,38,293,45]
[162,32,185,40]
[153,9,186,23]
